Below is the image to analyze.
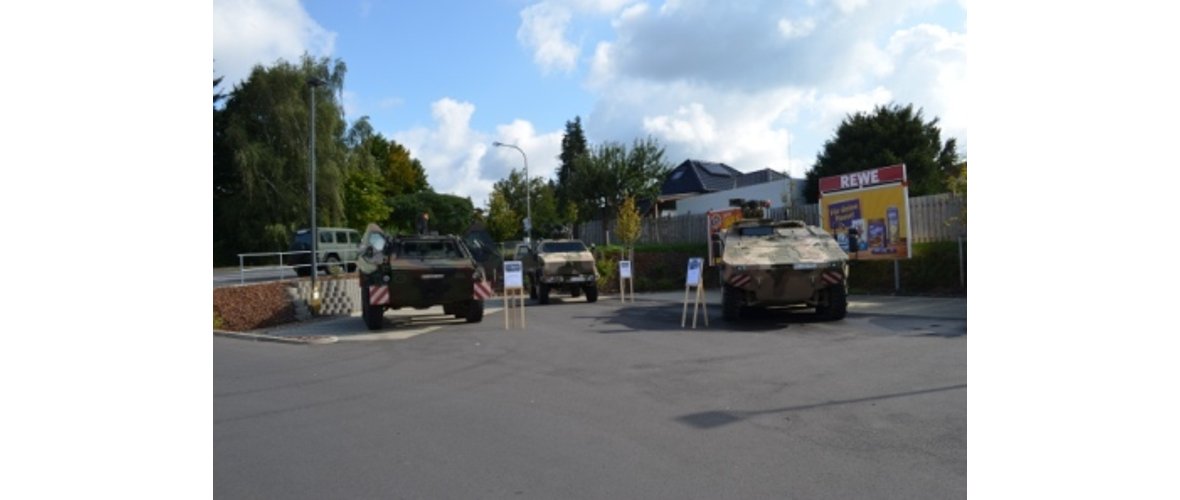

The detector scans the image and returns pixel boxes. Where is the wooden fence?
[576,192,964,245]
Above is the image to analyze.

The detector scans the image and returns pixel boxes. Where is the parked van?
[290,227,362,276]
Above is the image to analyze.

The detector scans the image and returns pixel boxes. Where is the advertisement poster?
[503,261,524,288]
[619,260,632,279]
[706,207,743,265]
[819,164,911,261]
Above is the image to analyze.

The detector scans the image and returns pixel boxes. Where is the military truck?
[356,223,492,330]
[517,238,599,304]
[714,201,850,321]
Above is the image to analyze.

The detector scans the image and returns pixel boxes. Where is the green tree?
[947,160,967,228]
[213,54,349,264]
[615,195,642,253]
[385,191,475,236]
[490,168,561,240]
[486,190,519,242]
[804,103,961,203]
[380,141,429,197]
[556,116,589,222]
[568,137,670,227]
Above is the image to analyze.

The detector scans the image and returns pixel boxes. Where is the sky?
[213,0,967,209]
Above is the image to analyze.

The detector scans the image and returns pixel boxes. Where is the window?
[335,231,349,244]
[348,232,361,244]
[320,231,334,243]
[541,241,587,253]
[739,226,774,236]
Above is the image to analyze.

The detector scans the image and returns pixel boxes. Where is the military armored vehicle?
[715,201,850,321]
[518,238,599,304]
[356,223,492,330]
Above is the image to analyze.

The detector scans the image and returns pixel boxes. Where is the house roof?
[659,160,788,198]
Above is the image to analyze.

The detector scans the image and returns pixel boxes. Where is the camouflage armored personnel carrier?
[517,238,599,304]
[715,201,850,321]
[356,223,493,330]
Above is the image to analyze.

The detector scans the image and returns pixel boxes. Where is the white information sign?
[685,258,703,286]
[619,260,632,279]
[504,261,524,289]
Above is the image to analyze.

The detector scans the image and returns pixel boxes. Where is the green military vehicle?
[356,223,493,330]
[715,201,850,321]
[516,238,599,304]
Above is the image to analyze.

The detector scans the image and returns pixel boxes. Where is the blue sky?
[214,0,967,208]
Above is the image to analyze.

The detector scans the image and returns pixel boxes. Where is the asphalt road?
[214,295,966,499]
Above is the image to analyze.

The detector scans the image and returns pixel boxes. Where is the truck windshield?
[540,241,587,253]
[398,241,464,260]
[738,226,774,237]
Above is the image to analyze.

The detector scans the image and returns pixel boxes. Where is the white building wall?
[668,179,804,216]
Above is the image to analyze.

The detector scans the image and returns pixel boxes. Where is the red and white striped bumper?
[729,274,752,288]
[369,285,390,305]
[473,281,493,300]
[821,270,844,285]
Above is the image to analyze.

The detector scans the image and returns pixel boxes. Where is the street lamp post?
[493,142,530,243]
[308,76,327,307]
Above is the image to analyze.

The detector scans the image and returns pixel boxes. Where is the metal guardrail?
[236,250,312,285]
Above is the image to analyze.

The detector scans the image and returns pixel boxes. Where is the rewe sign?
[818,164,906,194]
[818,164,912,261]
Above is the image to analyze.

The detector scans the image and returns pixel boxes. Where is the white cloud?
[777,17,816,38]
[517,2,581,74]
[833,0,869,15]
[643,103,718,144]
[391,99,564,208]
[212,0,336,89]
[568,0,967,174]
[885,24,968,144]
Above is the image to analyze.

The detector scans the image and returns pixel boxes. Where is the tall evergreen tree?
[556,116,588,223]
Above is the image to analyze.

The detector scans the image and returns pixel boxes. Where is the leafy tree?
[384,191,475,236]
[380,141,429,197]
[615,195,642,256]
[947,160,967,228]
[213,54,349,264]
[490,168,561,240]
[556,116,589,221]
[486,190,519,242]
[804,103,961,203]
[568,137,670,226]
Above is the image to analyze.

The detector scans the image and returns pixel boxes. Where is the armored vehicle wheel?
[722,285,742,321]
[817,284,848,320]
[538,283,551,304]
[584,284,598,303]
[360,284,384,330]
[465,300,484,323]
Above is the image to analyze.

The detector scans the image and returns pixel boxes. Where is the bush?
[847,241,966,295]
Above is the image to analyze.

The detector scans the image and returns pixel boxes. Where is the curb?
[213,330,338,345]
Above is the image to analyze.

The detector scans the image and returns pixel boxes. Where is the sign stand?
[680,258,708,329]
[502,261,526,330]
[503,287,526,329]
[619,260,634,303]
